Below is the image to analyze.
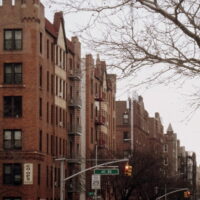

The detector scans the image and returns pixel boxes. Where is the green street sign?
[88,192,94,196]
[94,168,119,175]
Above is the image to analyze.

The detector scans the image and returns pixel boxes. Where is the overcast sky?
[42,1,200,164]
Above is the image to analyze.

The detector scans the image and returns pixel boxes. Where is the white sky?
[42,1,200,164]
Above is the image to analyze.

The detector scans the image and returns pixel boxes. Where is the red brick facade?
[116,97,164,158]
[84,54,116,196]
[0,1,81,200]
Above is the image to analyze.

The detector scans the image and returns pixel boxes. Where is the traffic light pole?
[156,188,189,200]
[55,158,129,200]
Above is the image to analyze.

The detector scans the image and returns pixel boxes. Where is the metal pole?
[57,158,128,200]
[156,188,189,200]
[60,160,65,200]
[95,144,98,200]
[64,158,128,181]
[130,98,134,152]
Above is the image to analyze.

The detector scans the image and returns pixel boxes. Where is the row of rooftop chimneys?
[0,0,40,6]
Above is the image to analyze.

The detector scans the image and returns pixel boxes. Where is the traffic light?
[184,191,191,198]
[124,164,132,176]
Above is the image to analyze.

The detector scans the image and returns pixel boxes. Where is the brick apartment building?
[116,96,162,156]
[163,124,178,177]
[0,1,197,200]
[84,54,116,197]
[148,112,164,159]
[0,1,82,200]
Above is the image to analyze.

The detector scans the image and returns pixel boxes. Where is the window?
[50,166,53,187]
[123,132,129,141]
[51,135,54,156]
[63,51,66,69]
[39,66,42,88]
[60,48,62,63]
[3,130,22,150]
[123,113,129,124]
[55,106,58,126]
[91,103,93,119]
[163,144,168,152]
[164,157,168,165]
[38,164,41,185]
[47,102,49,123]
[4,63,22,84]
[123,150,130,158]
[40,32,43,53]
[47,39,49,59]
[55,76,58,96]
[56,46,58,65]
[51,74,54,94]
[3,198,21,200]
[4,29,22,50]
[39,97,42,118]
[4,96,22,118]
[59,138,61,155]
[3,164,22,185]
[46,166,49,187]
[47,134,49,154]
[51,104,54,125]
[39,130,42,152]
[47,71,49,92]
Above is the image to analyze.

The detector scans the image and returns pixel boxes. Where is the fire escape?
[67,67,82,196]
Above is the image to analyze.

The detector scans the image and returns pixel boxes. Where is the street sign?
[88,192,94,196]
[94,168,119,175]
[91,174,101,189]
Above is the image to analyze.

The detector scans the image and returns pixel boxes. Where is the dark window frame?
[39,65,42,88]
[4,63,22,84]
[39,130,42,152]
[3,96,22,118]
[123,132,129,141]
[3,129,22,150]
[38,164,41,185]
[3,163,22,185]
[4,29,22,50]
[39,97,42,118]
[40,32,43,53]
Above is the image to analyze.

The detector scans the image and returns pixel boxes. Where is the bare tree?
[45,0,200,81]
[100,151,190,200]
